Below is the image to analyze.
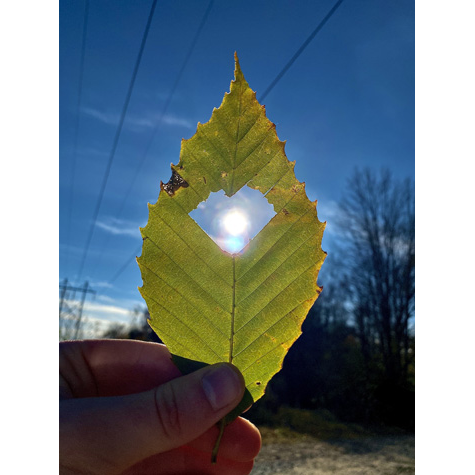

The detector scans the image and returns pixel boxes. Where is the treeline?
[103,168,415,432]
[249,277,415,431]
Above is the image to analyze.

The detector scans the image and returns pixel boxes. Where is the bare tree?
[337,168,415,385]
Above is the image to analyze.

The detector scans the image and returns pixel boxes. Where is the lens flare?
[218,208,249,253]
[224,235,246,253]
[222,209,248,236]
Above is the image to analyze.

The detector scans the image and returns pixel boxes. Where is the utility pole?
[59,279,96,340]
[59,277,68,318]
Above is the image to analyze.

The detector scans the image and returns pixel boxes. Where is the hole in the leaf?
[189,186,276,254]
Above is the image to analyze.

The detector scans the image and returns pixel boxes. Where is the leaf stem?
[211,418,226,464]
[229,256,236,363]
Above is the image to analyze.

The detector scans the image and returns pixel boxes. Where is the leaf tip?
[234,52,244,81]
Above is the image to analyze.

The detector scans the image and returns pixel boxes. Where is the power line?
[65,0,89,273]
[76,0,159,280]
[109,243,143,284]
[93,0,214,279]
[117,0,214,221]
[259,0,345,102]
[107,0,345,285]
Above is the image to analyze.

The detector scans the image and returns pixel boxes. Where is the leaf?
[137,53,326,459]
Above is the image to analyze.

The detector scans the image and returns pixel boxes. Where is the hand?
[60,339,261,474]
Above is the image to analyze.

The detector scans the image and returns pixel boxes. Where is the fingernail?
[201,364,243,411]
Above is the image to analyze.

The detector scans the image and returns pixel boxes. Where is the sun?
[222,209,249,236]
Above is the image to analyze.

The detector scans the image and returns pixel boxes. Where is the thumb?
[60,363,245,474]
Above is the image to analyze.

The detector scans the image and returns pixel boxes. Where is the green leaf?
[137,53,326,456]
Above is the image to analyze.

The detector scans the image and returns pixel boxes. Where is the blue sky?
[59,0,414,331]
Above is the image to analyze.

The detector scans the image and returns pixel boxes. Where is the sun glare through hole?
[223,209,248,236]
[189,186,276,254]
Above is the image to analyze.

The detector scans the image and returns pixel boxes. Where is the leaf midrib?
[228,77,243,363]
[229,256,236,363]
[230,75,243,195]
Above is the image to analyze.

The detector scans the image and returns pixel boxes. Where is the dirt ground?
[251,433,415,474]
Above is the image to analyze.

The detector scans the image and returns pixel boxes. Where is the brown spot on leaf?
[282,208,289,216]
[221,171,228,178]
[160,169,189,196]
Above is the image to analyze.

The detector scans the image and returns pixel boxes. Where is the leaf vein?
[230,76,244,194]
[141,260,229,342]
[236,230,317,306]
[152,208,233,288]
[185,149,222,190]
[236,109,263,145]
[235,300,307,361]
[235,261,316,335]
[236,205,313,282]
[149,321,209,361]
[198,127,233,168]
[142,235,232,324]
[241,335,297,375]
[235,125,275,170]
[262,163,294,196]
